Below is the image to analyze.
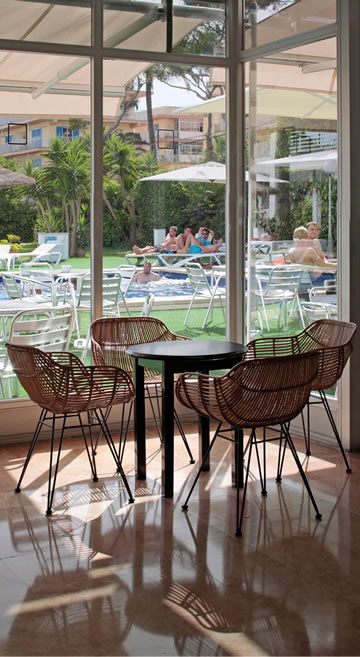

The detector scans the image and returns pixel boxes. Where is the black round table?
[127,340,247,498]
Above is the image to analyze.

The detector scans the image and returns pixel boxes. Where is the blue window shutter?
[72,129,80,137]
[56,127,63,137]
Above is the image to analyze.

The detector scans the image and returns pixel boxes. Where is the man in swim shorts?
[185,227,223,254]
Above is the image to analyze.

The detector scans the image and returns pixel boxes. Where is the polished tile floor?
[0,423,359,656]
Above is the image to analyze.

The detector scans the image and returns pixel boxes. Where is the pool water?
[0,272,225,301]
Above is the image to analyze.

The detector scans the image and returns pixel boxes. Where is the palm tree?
[104,136,140,244]
[43,137,90,256]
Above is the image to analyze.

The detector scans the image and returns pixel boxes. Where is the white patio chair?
[2,273,54,303]
[69,273,123,357]
[255,265,305,331]
[19,262,55,285]
[184,263,226,329]
[11,243,61,267]
[0,244,11,270]
[302,283,337,324]
[0,305,73,399]
[141,293,155,317]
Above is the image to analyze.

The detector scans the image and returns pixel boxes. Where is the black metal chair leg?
[15,408,47,493]
[276,428,286,482]
[96,409,121,468]
[253,434,266,496]
[301,406,311,456]
[96,408,134,503]
[79,412,98,481]
[46,414,66,516]
[182,422,221,510]
[174,408,195,463]
[119,400,133,464]
[320,389,352,473]
[236,429,255,537]
[146,385,163,440]
[282,424,322,520]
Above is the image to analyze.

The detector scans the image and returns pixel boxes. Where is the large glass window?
[244,0,336,49]
[245,37,337,345]
[0,0,91,45]
[0,53,91,396]
[104,0,226,55]
[102,59,226,341]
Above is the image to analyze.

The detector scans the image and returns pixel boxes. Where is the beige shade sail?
[0,2,201,115]
[180,87,337,122]
[0,166,35,189]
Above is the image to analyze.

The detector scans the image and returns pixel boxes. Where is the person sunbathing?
[175,225,193,252]
[133,226,178,255]
[182,227,223,254]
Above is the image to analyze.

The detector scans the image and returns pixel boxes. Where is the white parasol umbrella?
[258,149,337,254]
[257,149,337,172]
[0,165,35,189]
[139,161,287,184]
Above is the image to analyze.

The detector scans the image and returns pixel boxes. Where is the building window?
[179,120,204,132]
[32,128,42,148]
[56,126,80,141]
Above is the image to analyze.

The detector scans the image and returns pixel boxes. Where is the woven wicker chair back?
[90,316,186,379]
[6,344,134,414]
[246,319,356,391]
[176,352,320,428]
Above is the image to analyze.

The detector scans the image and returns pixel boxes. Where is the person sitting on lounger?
[133,226,178,255]
[288,226,336,270]
[195,225,215,243]
[183,227,223,254]
[132,261,161,283]
[175,225,193,253]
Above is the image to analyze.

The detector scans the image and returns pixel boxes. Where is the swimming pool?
[0,272,226,301]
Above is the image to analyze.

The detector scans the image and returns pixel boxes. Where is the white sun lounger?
[10,243,61,267]
[156,251,225,268]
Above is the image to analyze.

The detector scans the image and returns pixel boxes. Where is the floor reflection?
[0,429,360,655]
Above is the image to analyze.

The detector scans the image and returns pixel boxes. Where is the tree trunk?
[63,201,70,234]
[37,200,51,231]
[103,191,118,222]
[146,71,156,156]
[69,200,78,257]
[205,113,214,160]
[119,178,137,245]
[129,216,137,245]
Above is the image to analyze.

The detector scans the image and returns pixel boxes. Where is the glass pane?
[244,0,336,49]
[104,0,226,56]
[0,0,91,45]
[245,38,337,344]
[103,59,226,339]
[0,52,91,397]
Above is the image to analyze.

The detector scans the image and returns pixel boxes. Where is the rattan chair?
[6,343,135,515]
[246,319,356,471]
[176,352,322,536]
[90,316,194,463]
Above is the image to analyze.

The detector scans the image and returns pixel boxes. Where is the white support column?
[338,0,360,449]
[226,0,245,343]
[91,0,104,321]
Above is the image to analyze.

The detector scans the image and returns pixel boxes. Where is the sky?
[137,79,200,111]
